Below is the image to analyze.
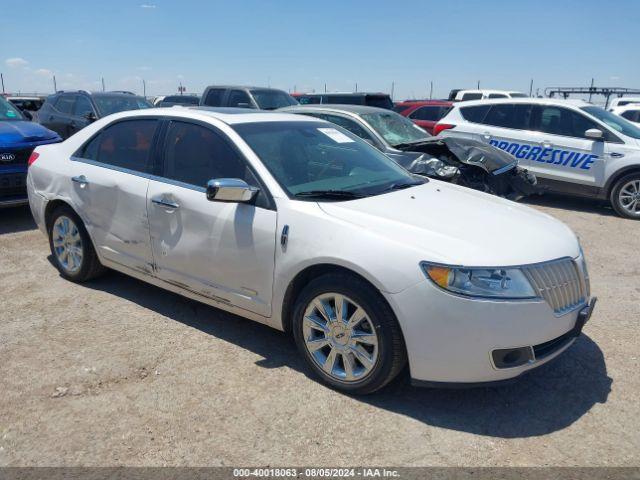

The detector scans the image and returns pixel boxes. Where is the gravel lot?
[0,196,638,467]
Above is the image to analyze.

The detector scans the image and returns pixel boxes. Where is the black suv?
[291,92,394,109]
[199,85,297,110]
[39,91,152,139]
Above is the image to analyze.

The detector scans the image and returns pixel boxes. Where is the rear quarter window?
[460,104,490,123]
[203,89,225,107]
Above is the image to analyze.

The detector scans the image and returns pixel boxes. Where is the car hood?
[0,121,60,147]
[318,181,579,266]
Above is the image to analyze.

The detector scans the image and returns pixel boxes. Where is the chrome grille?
[522,258,586,315]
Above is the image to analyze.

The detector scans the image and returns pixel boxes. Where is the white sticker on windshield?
[317,128,354,143]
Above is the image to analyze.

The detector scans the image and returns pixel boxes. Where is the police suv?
[435,98,640,219]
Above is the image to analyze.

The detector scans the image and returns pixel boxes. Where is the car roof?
[452,97,591,108]
[395,100,452,106]
[102,106,321,125]
[294,92,389,97]
[7,96,43,100]
[279,104,391,115]
[55,91,146,99]
[456,89,524,95]
[203,85,287,92]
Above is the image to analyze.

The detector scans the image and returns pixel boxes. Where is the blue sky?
[1,0,639,99]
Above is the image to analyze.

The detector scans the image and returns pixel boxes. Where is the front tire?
[48,205,105,282]
[610,173,640,219]
[292,273,407,394]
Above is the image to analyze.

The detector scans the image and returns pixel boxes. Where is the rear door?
[146,119,277,316]
[69,118,159,273]
[69,95,95,136]
[524,105,607,186]
[46,95,75,138]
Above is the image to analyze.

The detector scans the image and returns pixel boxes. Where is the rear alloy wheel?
[610,173,640,219]
[292,273,407,394]
[48,206,105,282]
[52,215,84,275]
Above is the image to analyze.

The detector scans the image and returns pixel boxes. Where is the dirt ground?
[0,196,638,467]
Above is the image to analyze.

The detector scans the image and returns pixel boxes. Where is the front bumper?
[384,268,595,385]
[0,170,28,207]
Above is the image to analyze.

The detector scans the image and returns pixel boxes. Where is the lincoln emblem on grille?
[0,153,16,162]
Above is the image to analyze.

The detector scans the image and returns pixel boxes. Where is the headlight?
[421,263,538,299]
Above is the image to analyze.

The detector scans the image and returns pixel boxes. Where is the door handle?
[541,140,552,148]
[482,132,492,140]
[71,175,88,187]
[151,197,180,209]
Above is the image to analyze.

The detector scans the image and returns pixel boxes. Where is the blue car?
[0,96,61,207]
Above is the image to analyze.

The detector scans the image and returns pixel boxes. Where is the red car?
[393,100,453,135]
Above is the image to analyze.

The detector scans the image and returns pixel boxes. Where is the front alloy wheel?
[611,173,640,219]
[292,272,407,394]
[302,293,379,382]
[617,179,640,217]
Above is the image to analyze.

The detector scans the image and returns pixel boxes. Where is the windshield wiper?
[293,190,365,200]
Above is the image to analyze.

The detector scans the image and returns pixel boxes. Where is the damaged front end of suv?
[391,137,541,200]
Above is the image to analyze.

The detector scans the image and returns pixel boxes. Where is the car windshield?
[0,96,25,121]
[582,106,640,140]
[251,90,298,110]
[232,121,421,200]
[361,111,431,147]
[93,95,152,116]
[509,93,528,98]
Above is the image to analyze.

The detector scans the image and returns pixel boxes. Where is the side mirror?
[585,128,604,140]
[206,178,259,203]
[83,111,97,123]
[236,102,255,109]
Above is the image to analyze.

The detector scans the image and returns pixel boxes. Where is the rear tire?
[48,205,106,282]
[610,172,640,219]
[292,272,407,394]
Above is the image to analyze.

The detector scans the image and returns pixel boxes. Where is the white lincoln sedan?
[26,107,596,394]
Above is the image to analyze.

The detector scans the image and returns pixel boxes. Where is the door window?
[227,90,253,108]
[409,106,449,121]
[318,114,373,141]
[203,88,225,106]
[621,110,640,122]
[54,96,75,114]
[162,121,258,189]
[73,96,94,117]
[75,119,158,173]
[534,106,600,139]
[461,92,482,101]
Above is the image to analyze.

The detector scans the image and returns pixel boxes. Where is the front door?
[522,105,606,187]
[147,120,277,317]
[69,118,159,273]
